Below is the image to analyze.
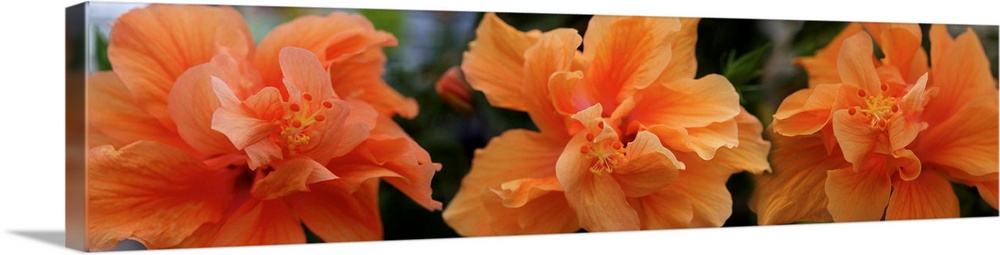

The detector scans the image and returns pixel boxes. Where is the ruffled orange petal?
[171,221,222,248]
[328,48,418,118]
[639,152,735,228]
[712,108,772,174]
[915,96,999,178]
[212,86,284,169]
[972,178,999,210]
[549,70,590,116]
[570,104,617,140]
[204,40,265,101]
[234,84,285,120]
[511,192,579,234]
[627,75,740,129]
[521,28,582,137]
[250,157,337,200]
[286,179,382,242]
[279,47,337,101]
[632,188,692,229]
[863,23,926,83]
[647,118,739,161]
[243,140,283,171]
[818,122,840,155]
[254,12,394,88]
[211,87,280,149]
[624,131,685,170]
[861,23,921,48]
[923,27,998,126]
[460,13,539,112]
[772,83,841,136]
[168,64,239,156]
[86,72,190,151]
[86,130,122,150]
[825,163,892,222]
[442,129,565,236]
[794,23,864,87]
[656,18,700,83]
[87,141,234,250]
[837,32,882,93]
[612,131,683,197]
[255,12,413,118]
[301,99,374,166]
[751,132,844,225]
[898,72,931,115]
[831,109,877,166]
[888,74,931,152]
[884,171,959,220]
[493,176,562,208]
[906,49,929,85]
[328,115,442,211]
[479,190,580,235]
[582,16,679,109]
[556,131,639,232]
[890,149,922,182]
[209,199,304,246]
[108,4,252,129]
[320,157,397,195]
[928,24,952,68]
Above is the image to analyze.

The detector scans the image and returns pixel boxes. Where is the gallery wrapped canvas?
[65,1,998,252]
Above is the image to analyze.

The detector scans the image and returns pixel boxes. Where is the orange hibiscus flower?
[442,13,771,235]
[85,4,439,250]
[752,23,998,224]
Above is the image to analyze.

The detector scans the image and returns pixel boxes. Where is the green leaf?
[95,26,112,71]
[721,43,770,104]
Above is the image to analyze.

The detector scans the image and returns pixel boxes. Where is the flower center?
[277,93,333,153]
[850,87,899,130]
[579,131,626,175]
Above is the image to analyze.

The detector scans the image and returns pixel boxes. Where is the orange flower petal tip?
[435,66,474,114]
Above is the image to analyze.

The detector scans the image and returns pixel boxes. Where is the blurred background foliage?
[90,5,999,242]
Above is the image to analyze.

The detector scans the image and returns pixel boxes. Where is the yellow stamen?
[579,132,626,175]
[859,92,898,131]
[278,97,336,153]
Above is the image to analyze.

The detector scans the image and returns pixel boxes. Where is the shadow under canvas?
[9,230,64,248]
[9,230,147,251]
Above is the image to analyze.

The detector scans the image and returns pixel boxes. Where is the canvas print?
[65,1,999,252]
